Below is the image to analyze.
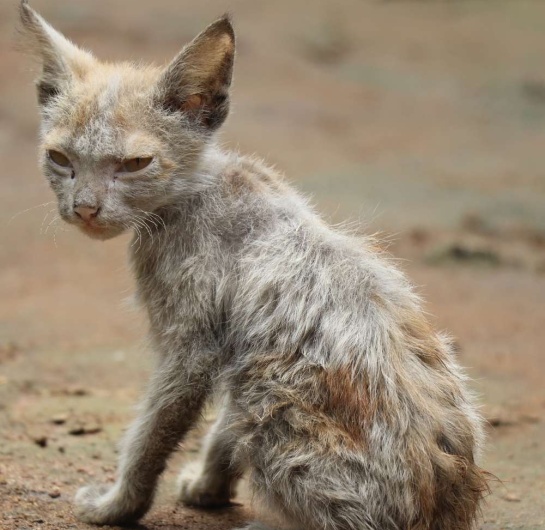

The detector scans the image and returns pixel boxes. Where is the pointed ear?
[18,0,95,106]
[157,15,235,131]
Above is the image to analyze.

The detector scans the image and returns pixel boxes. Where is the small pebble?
[68,424,102,436]
[51,414,68,425]
[33,436,48,448]
[68,426,86,436]
[502,493,521,502]
[48,488,61,499]
[66,386,89,396]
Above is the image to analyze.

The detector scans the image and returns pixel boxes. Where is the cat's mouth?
[78,221,124,241]
[81,222,105,234]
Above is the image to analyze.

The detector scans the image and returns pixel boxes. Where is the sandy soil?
[1,1,544,529]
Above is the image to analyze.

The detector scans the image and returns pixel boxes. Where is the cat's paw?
[74,484,148,525]
[177,463,232,508]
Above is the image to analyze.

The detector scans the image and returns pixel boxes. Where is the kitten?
[19,2,488,529]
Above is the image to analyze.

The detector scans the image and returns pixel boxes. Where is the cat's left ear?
[157,15,235,131]
[18,1,95,106]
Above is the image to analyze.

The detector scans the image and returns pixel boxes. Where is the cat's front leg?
[75,348,215,526]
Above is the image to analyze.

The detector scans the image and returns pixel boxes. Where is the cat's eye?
[48,150,72,168]
[119,157,153,173]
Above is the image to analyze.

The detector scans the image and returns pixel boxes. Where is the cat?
[19,2,488,529]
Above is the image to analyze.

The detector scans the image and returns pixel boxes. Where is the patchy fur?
[20,2,488,529]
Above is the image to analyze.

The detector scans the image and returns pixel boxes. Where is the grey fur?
[20,2,488,529]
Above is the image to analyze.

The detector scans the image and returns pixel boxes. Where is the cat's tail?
[428,453,491,530]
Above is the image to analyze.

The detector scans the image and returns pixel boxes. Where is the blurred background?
[1,1,544,529]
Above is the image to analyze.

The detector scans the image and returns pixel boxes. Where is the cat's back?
[218,154,421,364]
[216,152,399,287]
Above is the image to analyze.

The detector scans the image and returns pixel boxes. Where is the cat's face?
[38,65,204,240]
[19,1,234,240]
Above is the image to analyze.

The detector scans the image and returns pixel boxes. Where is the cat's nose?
[74,205,99,222]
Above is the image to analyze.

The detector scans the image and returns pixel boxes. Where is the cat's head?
[19,1,235,240]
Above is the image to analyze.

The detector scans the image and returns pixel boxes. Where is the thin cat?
[19,2,488,529]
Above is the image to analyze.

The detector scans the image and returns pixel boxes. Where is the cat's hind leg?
[177,395,242,508]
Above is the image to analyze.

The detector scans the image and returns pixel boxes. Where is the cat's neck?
[160,142,231,210]
[197,143,233,182]
[129,143,231,256]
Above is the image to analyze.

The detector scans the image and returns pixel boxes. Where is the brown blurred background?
[1,1,544,529]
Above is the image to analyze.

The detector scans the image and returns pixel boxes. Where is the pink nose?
[74,205,99,222]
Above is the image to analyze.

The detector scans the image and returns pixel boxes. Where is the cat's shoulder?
[208,150,292,199]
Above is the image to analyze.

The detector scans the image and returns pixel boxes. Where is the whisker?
[40,207,57,234]
[52,218,62,248]
[142,215,159,230]
[136,208,167,231]
[44,214,60,235]
[130,222,143,254]
[8,201,56,226]
[141,218,155,246]
[133,215,154,241]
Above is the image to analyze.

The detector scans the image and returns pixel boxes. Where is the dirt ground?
[1,0,544,529]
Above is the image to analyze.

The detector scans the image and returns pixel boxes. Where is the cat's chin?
[78,224,125,241]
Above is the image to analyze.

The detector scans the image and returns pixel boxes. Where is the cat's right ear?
[18,1,94,106]
[156,15,235,132]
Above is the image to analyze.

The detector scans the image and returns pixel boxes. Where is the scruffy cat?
[19,2,488,529]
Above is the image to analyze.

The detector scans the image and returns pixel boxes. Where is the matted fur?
[19,2,488,529]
